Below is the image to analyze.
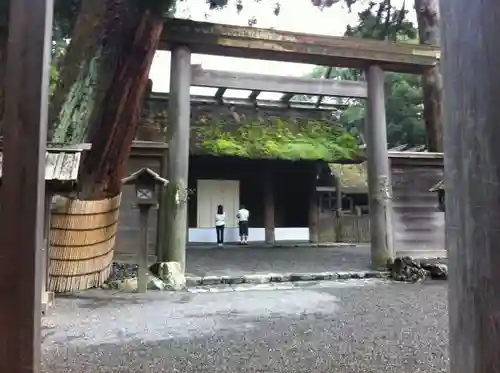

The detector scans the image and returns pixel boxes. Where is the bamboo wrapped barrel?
[48,194,121,293]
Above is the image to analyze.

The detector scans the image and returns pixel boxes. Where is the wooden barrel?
[48,194,121,293]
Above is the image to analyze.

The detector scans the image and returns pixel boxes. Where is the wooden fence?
[318,213,370,243]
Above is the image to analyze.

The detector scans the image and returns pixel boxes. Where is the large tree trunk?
[0,0,8,133]
[49,0,168,199]
[415,0,443,152]
[0,26,6,132]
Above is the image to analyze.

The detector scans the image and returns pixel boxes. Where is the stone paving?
[183,244,379,285]
[185,244,372,276]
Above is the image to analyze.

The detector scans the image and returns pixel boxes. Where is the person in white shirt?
[215,205,225,247]
[236,205,250,244]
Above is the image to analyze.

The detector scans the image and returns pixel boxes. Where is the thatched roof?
[141,100,362,163]
[329,163,368,193]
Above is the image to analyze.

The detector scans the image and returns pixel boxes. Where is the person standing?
[236,205,250,245]
[215,205,225,247]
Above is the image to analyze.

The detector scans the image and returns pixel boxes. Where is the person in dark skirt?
[236,204,250,244]
[215,204,225,247]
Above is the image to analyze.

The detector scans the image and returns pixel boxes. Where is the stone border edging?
[185,270,389,287]
[273,243,358,248]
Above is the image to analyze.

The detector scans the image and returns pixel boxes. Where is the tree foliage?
[304,0,426,149]
[345,0,416,41]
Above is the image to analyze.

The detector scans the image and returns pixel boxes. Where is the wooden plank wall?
[390,156,445,258]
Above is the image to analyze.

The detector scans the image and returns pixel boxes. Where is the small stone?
[350,272,364,279]
[395,274,405,281]
[336,272,352,280]
[269,274,290,282]
[329,272,339,280]
[117,277,138,292]
[243,274,271,284]
[290,273,313,281]
[156,262,186,291]
[402,256,419,267]
[107,262,139,282]
[219,276,231,284]
[227,276,245,285]
[429,263,448,280]
[311,272,332,281]
[186,276,203,287]
[147,275,166,290]
[389,256,429,283]
[365,271,386,279]
[202,276,222,285]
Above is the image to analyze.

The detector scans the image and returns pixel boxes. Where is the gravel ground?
[42,280,448,373]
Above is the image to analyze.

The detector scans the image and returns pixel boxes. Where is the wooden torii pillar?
[365,65,394,268]
[440,1,500,371]
[0,0,53,372]
[161,44,191,272]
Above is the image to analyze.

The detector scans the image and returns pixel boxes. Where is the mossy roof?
[192,119,361,162]
[143,103,363,163]
[329,163,368,193]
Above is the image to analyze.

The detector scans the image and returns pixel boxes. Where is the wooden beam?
[214,87,226,101]
[161,19,440,74]
[281,93,295,103]
[0,0,53,372]
[191,65,368,98]
[248,90,260,101]
[149,93,348,111]
[441,0,500,372]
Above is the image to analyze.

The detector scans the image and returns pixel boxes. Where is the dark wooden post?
[41,193,54,314]
[308,165,319,243]
[0,0,53,372]
[264,167,275,245]
[334,176,343,242]
[156,143,168,259]
[440,1,500,372]
[137,205,151,293]
[355,206,362,242]
[365,65,394,268]
[162,45,191,271]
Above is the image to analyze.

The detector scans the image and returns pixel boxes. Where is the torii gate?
[158,18,440,271]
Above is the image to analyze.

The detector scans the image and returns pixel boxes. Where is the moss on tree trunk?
[49,0,169,199]
[415,0,443,152]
